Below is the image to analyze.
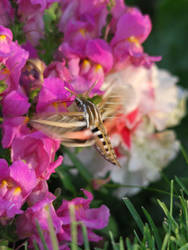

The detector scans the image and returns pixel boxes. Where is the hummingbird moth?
[30,82,134,167]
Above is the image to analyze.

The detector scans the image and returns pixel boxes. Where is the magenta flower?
[17,0,58,45]
[21,41,38,59]
[0,25,13,59]
[57,189,110,245]
[2,90,30,117]
[1,116,30,148]
[110,8,161,69]
[44,61,71,82]
[23,13,44,46]
[0,26,29,93]
[11,131,63,179]
[59,0,108,38]
[18,0,58,14]
[1,90,30,148]
[0,159,37,224]
[0,0,14,27]
[16,189,63,249]
[59,38,113,96]
[36,77,75,113]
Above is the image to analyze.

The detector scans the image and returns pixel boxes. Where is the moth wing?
[30,112,87,140]
[98,83,136,121]
[61,138,95,147]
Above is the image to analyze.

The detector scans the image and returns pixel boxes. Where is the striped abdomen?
[83,98,121,167]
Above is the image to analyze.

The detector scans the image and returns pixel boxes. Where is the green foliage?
[28,178,188,250]
[38,3,63,64]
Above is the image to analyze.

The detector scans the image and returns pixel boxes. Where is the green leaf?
[33,240,40,250]
[56,167,76,194]
[109,231,119,250]
[47,206,59,250]
[175,176,188,196]
[122,198,144,234]
[35,220,49,250]
[142,207,162,249]
[78,222,90,250]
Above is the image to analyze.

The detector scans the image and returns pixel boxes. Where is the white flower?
[105,64,187,130]
[63,64,186,196]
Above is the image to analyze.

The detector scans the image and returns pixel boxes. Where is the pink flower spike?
[36,77,75,113]
[11,131,63,179]
[1,116,30,148]
[111,8,152,47]
[2,90,30,117]
[16,193,63,250]
[0,159,37,223]
[86,39,113,72]
[0,25,13,58]
[0,0,14,26]
[57,189,110,245]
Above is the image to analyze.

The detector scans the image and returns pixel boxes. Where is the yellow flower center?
[75,204,83,211]
[0,35,6,41]
[127,36,140,47]
[82,59,90,67]
[79,28,86,37]
[24,116,30,124]
[0,180,8,188]
[13,186,22,195]
[95,64,103,72]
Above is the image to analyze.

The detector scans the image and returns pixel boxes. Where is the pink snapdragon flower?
[16,185,63,249]
[21,41,38,59]
[36,77,75,113]
[1,90,30,148]
[44,61,71,82]
[57,189,110,245]
[11,131,63,179]
[0,26,29,94]
[59,0,108,39]
[17,0,58,45]
[110,7,161,69]
[0,159,37,224]
[59,39,113,96]
[0,25,13,58]
[0,0,14,27]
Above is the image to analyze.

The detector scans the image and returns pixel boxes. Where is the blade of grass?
[35,220,49,250]
[161,233,170,250]
[122,198,144,233]
[126,238,132,250]
[62,147,92,182]
[69,204,78,250]
[56,167,76,194]
[143,224,154,249]
[142,206,162,249]
[170,180,174,217]
[46,206,59,250]
[24,241,28,250]
[78,222,90,250]
[175,176,188,196]
[180,144,188,165]
[179,243,188,250]
[109,231,118,250]
[119,236,124,250]
[33,240,40,250]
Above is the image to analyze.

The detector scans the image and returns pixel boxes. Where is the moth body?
[75,97,121,167]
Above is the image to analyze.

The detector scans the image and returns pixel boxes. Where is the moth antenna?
[64,86,77,97]
[84,80,98,97]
